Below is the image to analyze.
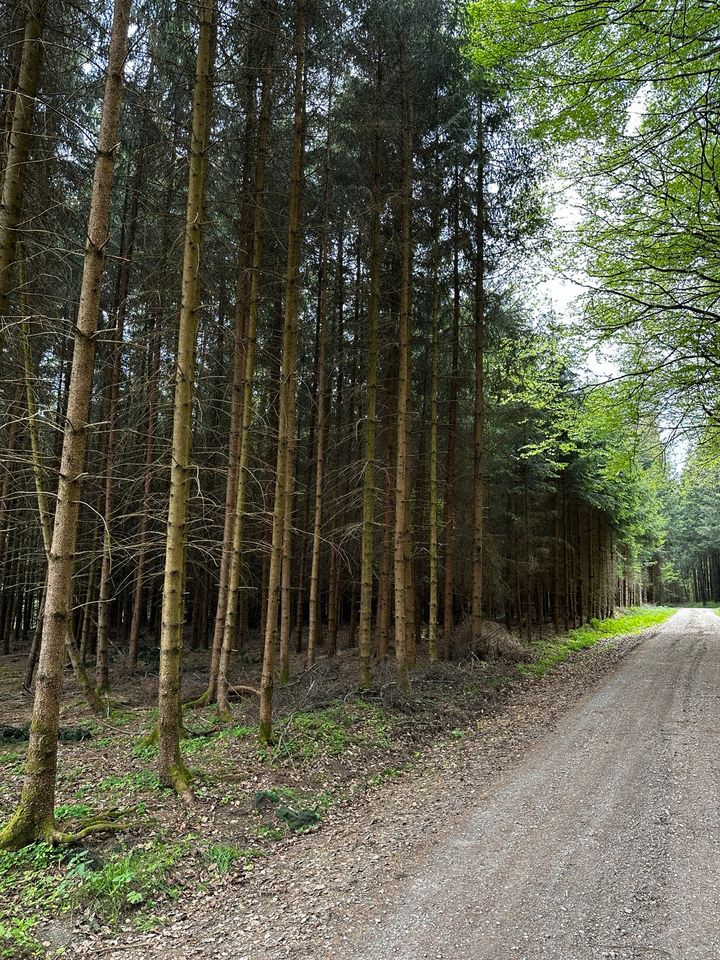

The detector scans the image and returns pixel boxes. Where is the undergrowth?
[0,838,188,957]
[262,701,394,764]
[519,606,675,677]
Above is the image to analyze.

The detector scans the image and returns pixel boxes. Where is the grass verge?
[519,606,675,678]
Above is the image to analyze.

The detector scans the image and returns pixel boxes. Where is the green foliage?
[76,770,162,797]
[203,843,264,875]
[181,736,217,756]
[663,456,720,601]
[0,914,41,959]
[0,750,22,769]
[470,0,720,479]
[0,844,71,957]
[0,836,186,954]
[254,786,301,808]
[107,710,134,727]
[368,767,402,786]
[55,803,94,821]
[61,843,184,921]
[519,607,675,677]
[275,807,321,832]
[261,702,393,765]
[251,825,285,841]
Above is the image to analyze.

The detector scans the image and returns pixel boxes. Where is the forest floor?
[0,606,685,958]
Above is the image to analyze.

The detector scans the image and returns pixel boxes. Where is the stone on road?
[356,607,720,960]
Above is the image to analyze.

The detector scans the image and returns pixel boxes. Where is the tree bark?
[471,100,485,645]
[358,58,382,687]
[157,0,216,796]
[259,0,306,740]
[0,0,46,339]
[0,0,131,849]
[393,54,413,690]
[215,0,277,718]
[442,158,460,659]
[201,64,257,703]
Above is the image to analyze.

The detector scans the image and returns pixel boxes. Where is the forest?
[1,0,719,954]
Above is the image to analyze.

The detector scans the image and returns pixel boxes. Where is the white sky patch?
[625,84,649,135]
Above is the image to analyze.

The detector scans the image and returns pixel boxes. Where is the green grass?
[0,750,23,770]
[368,766,402,786]
[0,837,188,956]
[61,842,184,920]
[263,701,393,765]
[203,843,264,875]
[674,601,720,608]
[55,802,94,821]
[519,606,675,678]
[76,770,162,797]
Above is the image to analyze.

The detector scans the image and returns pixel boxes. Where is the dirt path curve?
[81,609,720,960]
[356,607,720,960]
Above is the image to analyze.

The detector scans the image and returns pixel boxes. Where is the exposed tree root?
[215,685,260,725]
[0,806,130,851]
[185,689,211,710]
[230,684,261,699]
[54,808,131,843]
[163,762,194,805]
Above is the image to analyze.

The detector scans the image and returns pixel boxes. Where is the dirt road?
[82,608,719,960]
[356,607,720,960]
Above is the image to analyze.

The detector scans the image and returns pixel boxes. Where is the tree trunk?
[0,0,45,337]
[393,56,413,690]
[358,59,381,686]
[127,311,161,669]
[157,0,216,796]
[471,101,485,644]
[95,151,143,693]
[215,0,277,718]
[305,250,328,668]
[442,158,460,659]
[0,0,131,850]
[278,9,307,685]
[258,0,306,741]
[201,64,257,703]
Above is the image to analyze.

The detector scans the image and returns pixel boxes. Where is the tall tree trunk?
[95,151,143,693]
[127,312,160,669]
[471,101,485,645]
[215,0,277,718]
[259,0,306,740]
[428,200,440,664]
[278,19,307,685]
[442,158,460,659]
[358,59,382,688]
[376,346,397,660]
[305,248,328,668]
[0,0,45,340]
[200,64,257,704]
[393,55,413,690]
[157,0,216,796]
[0,0,131,850]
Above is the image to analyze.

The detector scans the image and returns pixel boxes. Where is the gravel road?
[356,607,720,960]
[79,608,719,960]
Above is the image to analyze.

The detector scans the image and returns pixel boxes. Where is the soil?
[5,610,715,959]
